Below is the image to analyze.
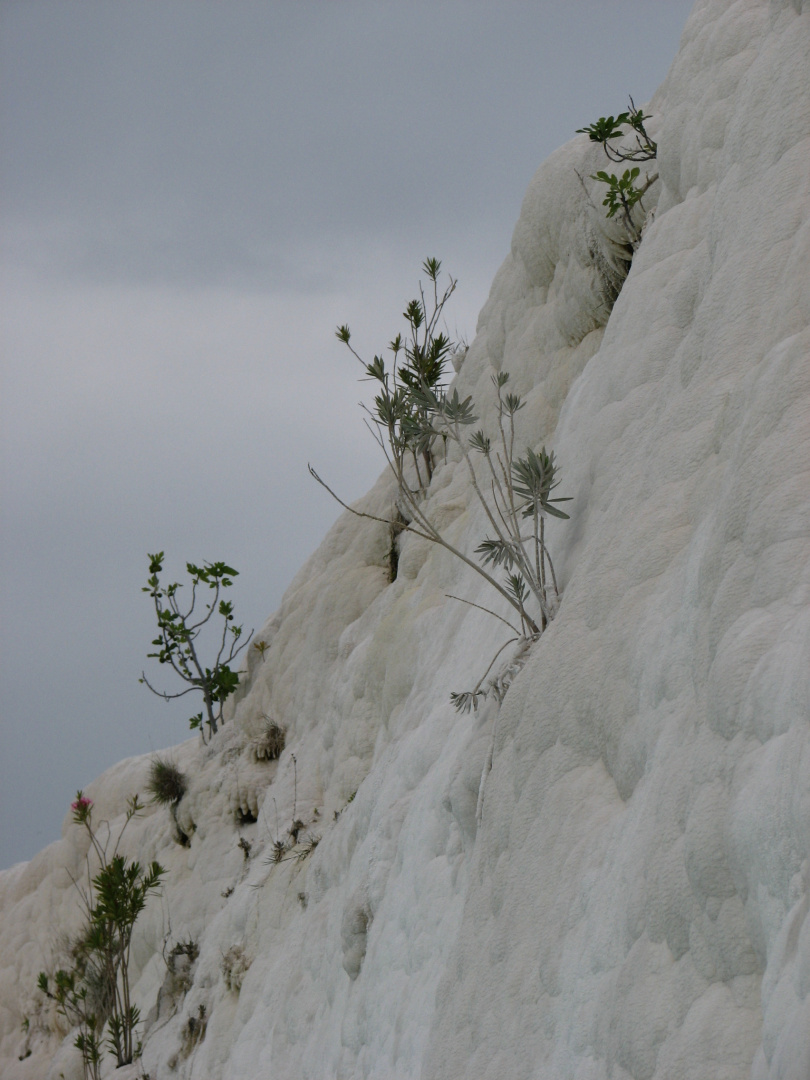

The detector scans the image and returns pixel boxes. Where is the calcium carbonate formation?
[1,1,809,1076]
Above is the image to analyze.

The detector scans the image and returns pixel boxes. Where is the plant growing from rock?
[334,257,457,499]
[163,940,199,999]
[173,1003,207,1064]
[311,262,570,711]
[37,964,104,1080]
[146,755,189,846]
[146,756,186,805]
[577,97,658,248]
[140,553,252,742]
[294,832,321,861]
[266,837,288,865]
[258,756,320,864]
[251,715,286,762]
[38,794,165,1076]
[221,944,251,993]
[577,98,657,163]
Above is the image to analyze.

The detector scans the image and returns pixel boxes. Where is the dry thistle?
[267,839,287,865]
[252,716,286,762]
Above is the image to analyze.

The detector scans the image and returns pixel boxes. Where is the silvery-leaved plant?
[334,256,456,498]
[311,262,570,712]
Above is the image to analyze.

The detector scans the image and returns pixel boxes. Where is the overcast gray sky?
[0,0,694,869]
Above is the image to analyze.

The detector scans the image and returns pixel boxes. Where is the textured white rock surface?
[2,1,809,1076]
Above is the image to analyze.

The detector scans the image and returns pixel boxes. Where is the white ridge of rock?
[2,0,809,1076]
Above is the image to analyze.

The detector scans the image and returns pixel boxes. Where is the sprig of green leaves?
[140,554,251,740]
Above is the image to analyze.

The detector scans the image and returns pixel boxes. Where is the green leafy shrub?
[591,165,646,219]
[38,793,165,1077]
[37,966,103,1080]
[577,96,658,248]
[140,553,252,742]
[576,98,657,162]
[312,262,570,711]
[146,756,186,805]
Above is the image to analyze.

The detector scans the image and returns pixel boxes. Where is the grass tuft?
[146,756,186,805]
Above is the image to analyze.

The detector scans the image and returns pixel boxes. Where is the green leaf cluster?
[591,166,645,219]
[91,856,165,938]
[38,796,165,1077]
[511,447,571,520]
[576,114,629,145]
[576,97,657,162]
[577,96,659,250]
[141,552,251,741]
[38,969,104,1077]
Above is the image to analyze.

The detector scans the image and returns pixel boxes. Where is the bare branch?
[445,594,522,636]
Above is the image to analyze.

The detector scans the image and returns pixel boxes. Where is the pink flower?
[71,792,93,823]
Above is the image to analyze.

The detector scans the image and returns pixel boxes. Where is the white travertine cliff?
[1,1,808,1076]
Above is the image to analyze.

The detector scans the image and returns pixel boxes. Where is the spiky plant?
[266,839,287,865]
[311,262,572,712]
[295,833,320,861]
[334,257,456,499]
[252,717,286,762]
[146,756,186,806]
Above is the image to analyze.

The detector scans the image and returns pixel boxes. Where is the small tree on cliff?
[38,793,165,1077]
[140,553,252,741]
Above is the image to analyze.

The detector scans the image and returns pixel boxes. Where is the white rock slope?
[1,0,809,1077]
